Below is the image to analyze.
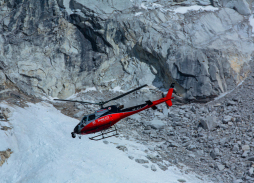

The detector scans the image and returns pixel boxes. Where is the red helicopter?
[54,83,174,140]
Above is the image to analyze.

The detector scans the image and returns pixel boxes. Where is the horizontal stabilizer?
[152,106,158,110]
[146,100,153,105]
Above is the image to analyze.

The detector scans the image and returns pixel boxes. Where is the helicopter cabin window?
[88,114,95,121]
[82,116,88,123]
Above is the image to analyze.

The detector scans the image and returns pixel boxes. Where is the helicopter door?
[87,114,96,123]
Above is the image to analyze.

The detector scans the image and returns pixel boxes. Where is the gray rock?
[75,103,85,110]
[173,117,181,122]
[235,116,242,122]
[219,124,228,129]
[187,144,196,151]
[151,164,157,172]
[227,100,237,106]
[73,111,84,118]
[222,115,232,124]
[247,156,254,161]
[249,167,253,176]
[177,179,187,183]
[216,163,225,171]
[135,159,149,164]
[228,122,233,126]
[168,140,179,148]
[233,179,244,183]
[188,153,196,158]
[210,148,221,159]
[142,165,149,168]
[128,156,134,160]
[242,145,250,151]
[199,116,219,130]
[168,113,176,118]
[242,151,248,158]
[157,163,168,171]
[232,144,239,152]
[0,71,6,85]
[103,141,109,144]
[190,106,196,113]
[116,145,128,152]
[147,118,166,130]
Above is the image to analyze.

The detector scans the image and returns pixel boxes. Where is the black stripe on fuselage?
[120,103,147,113]
[99,103,148,118]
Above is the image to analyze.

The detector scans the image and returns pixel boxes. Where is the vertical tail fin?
[165,83,174,107]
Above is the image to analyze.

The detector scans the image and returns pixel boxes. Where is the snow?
[174,5,218,14]
[112,86,126,92]
[249,15,254,35]
[135,12,143,16]
[0,102,210,183]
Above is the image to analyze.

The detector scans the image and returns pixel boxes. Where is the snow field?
[0,102,209,183]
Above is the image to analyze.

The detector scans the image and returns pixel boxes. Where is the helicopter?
[54,83,175,141]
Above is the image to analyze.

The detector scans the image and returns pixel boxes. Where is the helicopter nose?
[73,125,79,134]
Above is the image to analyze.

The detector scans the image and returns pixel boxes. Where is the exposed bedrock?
[0,0,253,100]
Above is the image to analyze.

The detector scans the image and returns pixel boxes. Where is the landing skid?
[89,125,119,141]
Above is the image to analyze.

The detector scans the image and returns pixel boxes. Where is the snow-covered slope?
[0,102,209,183]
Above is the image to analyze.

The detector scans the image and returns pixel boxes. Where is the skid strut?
[89,125,119,141]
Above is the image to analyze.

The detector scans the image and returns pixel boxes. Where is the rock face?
[0,0,254,100]
[218,0,252,15]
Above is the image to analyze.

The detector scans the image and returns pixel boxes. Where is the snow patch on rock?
[174,5,219,14]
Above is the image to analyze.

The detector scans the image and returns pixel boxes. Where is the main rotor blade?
[53,99,97,105]
[103,84,148,105]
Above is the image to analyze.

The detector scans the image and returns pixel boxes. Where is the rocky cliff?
[0,0,254,100]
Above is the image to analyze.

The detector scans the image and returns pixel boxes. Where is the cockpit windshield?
[88,114,95,121]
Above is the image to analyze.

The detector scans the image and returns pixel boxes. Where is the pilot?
[118,105,124,109]
[116,104,124,110]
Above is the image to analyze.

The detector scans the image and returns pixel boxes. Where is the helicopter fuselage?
[73,88,174,136]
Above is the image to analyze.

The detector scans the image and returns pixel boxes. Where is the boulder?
[199,116,219,130]
[147,118,166,130]
[210,148,221,159]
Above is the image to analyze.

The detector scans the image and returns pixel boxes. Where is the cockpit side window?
[82,116,88,124]
[88,114,95,121]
